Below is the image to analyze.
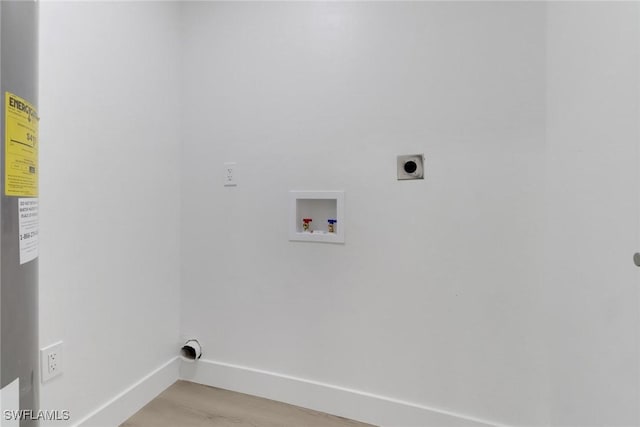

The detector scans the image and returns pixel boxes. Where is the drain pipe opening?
[181,339,202,361]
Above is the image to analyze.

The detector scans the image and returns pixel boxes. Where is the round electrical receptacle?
[404,161,418,174]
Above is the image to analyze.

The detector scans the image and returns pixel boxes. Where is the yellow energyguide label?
[5,92,38,197]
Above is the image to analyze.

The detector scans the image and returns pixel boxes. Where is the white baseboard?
[179,358,503,427]
[75,357,180,427]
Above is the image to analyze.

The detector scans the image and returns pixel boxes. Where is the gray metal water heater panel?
[1,1,39,425]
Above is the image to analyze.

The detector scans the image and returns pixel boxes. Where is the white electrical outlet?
[40,341,63,383]
[224,162,237,187]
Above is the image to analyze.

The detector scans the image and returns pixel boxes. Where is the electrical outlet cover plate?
[224,162,237,187]
[397,154,425,180]
[40,341,63,383]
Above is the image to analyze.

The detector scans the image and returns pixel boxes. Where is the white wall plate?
[397,154,425,180]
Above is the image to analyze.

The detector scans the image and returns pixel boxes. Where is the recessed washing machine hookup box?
[289,191,345,243]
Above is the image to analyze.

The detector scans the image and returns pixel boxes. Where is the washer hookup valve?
[302,218,313,232]
[327,219,337,233]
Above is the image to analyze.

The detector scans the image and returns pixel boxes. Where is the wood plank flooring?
[121,380,376,427]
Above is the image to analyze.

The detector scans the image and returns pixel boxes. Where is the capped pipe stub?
[181,339,202,361]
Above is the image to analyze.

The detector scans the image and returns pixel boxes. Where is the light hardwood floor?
[121,380,376,427]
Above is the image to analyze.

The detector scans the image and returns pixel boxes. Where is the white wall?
[39,2,182,424]
[180,3,548,425]
[35,2,640,426]
[545,3,640,426]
